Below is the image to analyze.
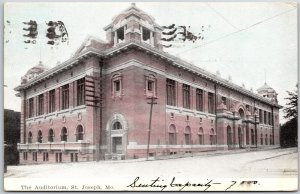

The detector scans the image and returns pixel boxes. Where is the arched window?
[61,127,68,142]
[37,130,42,143]
[239,108,245,119]
[76,125,84,141]
[169,124,177,145]
[184,126,191,145]
[48,129,54,142]
[210,128,215,145]
[113,122,122,130]
[198,127,204,145]
[28,131,32,143]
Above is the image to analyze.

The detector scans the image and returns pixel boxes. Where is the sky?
[3,2,298,123]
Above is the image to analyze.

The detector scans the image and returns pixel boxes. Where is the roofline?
[14,40,281,108]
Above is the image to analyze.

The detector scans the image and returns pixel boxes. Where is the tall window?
[116,26,125,43]
[166,79,176,106]
[246,128,249,145]
[48,129,54,142]
[77,78,85,106]
[221,96,227,107]
[76,125,84,141]
[28,131,32,143]
[263,111,267,124]
[184,126,191,145]
[62,84,69,110]
[169,124,177,145]
[259,109,262,123]
[61,127,68,141]
[208,93,214,114]
[196,89,203,111]
[28,98,34,118]
[145,75,156,97]
[182,84,190,109]
[265,134,268,145]
[112,74,122,98]
[251,129,255,145]
[142,27,151,44]
[239,108,245,119]
[37,130,42,143]
[260,133,263,145]
[268,112,272,125]
[38,94,44,115]
[49,89,55,113]
[198,128,204,145]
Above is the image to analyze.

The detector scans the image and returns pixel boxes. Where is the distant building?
[4,109,20,165]
[15,3,281,164]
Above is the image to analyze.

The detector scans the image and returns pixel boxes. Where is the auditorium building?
[15,3,281,164]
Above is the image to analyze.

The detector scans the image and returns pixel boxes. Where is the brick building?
[15,3,281,164]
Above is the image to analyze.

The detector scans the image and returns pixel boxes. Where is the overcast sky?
[4,2,297,123]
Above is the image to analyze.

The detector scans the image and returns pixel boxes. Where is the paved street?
[4,147,298,191]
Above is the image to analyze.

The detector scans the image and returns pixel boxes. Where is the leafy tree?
[280,84,298,147]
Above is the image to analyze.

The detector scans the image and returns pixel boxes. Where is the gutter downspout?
[98,58,104,161]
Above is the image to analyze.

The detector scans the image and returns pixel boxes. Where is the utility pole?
[146,96,157,160]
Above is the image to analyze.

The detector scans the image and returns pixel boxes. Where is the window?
[55,152,62,163]
[38,94,44,115]
[268,112,272,125]
[28,131,32,143]
[61,127,68,141]
[49,89,55,113]
[77,78,85,106]
[28,98,34,118]
[251,129,255,145]
[186,115,189,121]
[37,130,42,143]
[48,129,54,142]
[261,133,263,145]
[208,93,214,114]
[265,134,268,145]
[259,109,262,123]
[246,128,249,145]
[227,126,233,146]
[184,126,191,145]
[169,124,177,145]
[76,125,84,141]
[182,84,190,109]
[62,84,69,110]
[239,109,245,119]
[198,128,204,145]
[32,152,37,161]
[113,122,122,130]
[114,80,120,92]
[221,96,227,106]
[23,152,28,160]
[142,27,151,44]
[112,74,122,98]
[270,134,272,145]
[166,79,176,106]
[43,152,49,161]
[116,26,125,43]
[264,111,267,124]
[196,89,203,111]
[145,75,156,97]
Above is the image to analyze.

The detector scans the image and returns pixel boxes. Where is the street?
[4,147,298,191]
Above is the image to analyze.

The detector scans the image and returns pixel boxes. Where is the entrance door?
[112,137,122,154]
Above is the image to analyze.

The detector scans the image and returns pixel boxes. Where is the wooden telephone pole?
[146,96,157,160]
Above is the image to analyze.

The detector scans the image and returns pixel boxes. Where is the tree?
[280,84,298,147]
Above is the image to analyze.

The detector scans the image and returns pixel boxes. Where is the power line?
[206,3,239,30]
[176,7,296,55]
